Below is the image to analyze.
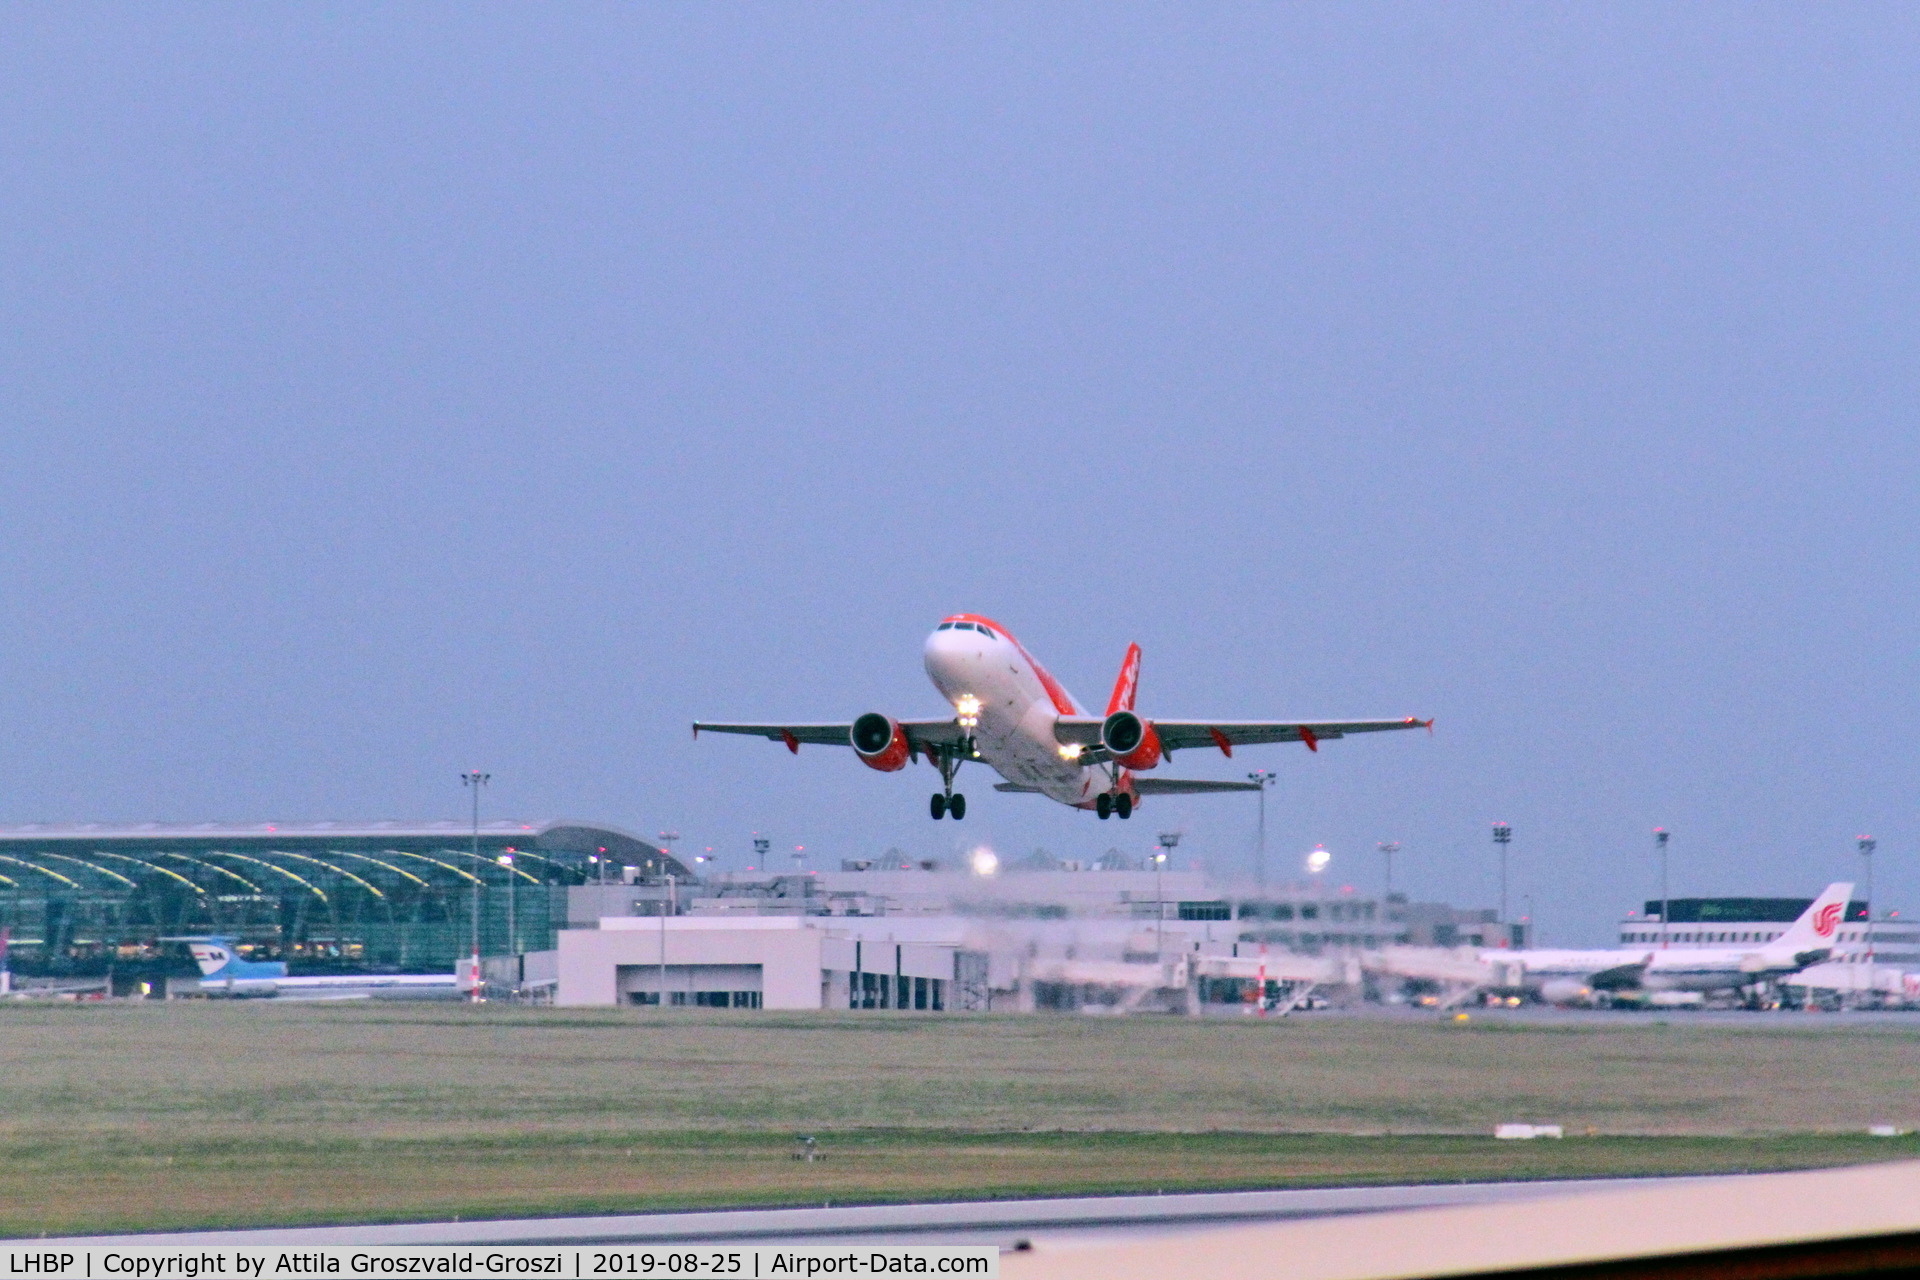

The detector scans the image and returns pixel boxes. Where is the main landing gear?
[1095,791,1133,820]
[929,743,967,820]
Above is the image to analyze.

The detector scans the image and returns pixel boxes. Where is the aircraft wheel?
[1115,793,1133,820]
[949,793,966,820]
[1095,793,1112,820]
[930,793,946,820]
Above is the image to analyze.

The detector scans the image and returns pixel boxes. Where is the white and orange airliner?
[695,615,1431,820]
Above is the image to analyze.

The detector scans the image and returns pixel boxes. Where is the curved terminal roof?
[0,819,691,893]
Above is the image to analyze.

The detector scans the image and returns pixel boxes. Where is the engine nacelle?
[1101,710,1162,771]
[850,712,910,772]
[1538,978,1595,1007]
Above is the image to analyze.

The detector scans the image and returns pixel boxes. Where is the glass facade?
[0,821,683,979]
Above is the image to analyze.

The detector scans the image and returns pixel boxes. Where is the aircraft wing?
[693,720,968,753]
[1587,959,1651,991]
[1052,716,1432,754]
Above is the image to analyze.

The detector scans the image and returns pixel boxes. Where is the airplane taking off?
[695,615,1431,819]
[184,938,465,1000]
[1484,882,1854,1003]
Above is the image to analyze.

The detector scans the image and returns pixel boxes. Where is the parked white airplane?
[185,938,465,1000]
[1484,883,1853,1003]
[696,615,1431,819]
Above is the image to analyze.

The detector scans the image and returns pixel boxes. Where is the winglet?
[692,724,700,739]
[1209,727,1233,757]
[1299,725,1319,752]
[781,730,799,754]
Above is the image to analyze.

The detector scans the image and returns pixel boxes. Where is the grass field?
[2,1002,1916,1235]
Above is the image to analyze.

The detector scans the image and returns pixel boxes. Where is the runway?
[48,1174,1731,1248]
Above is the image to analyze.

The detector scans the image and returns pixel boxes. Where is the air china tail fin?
[1774,883,1854,954]
[188,937,288,981]
[1106,643,1142,715]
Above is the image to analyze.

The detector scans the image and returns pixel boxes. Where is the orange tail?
[1106,643,1142,715]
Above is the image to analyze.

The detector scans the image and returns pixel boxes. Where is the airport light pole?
[1858,835,1876,966]
[461,771,490,1000]
[1155,832,1180,957]
[1247,771,1276,890]
[1491,824,1512,945]
[1654,828,1670,950]
[658,830,681,870]
[658,873,676,1008]
[1378,842,1400,900]
[497,854,517,961]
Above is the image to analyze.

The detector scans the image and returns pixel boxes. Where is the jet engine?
[1538,978,1595,1007]
[1100,710,1162,771]
[850,712,911,772]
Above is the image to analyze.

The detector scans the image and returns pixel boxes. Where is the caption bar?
[3,1248,998,1280]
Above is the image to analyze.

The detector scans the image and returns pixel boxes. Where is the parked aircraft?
[185,938,464,1000]
[1483,882,1853,1003]
[696,615,1430,819]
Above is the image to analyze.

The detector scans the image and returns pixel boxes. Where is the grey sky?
[1,6,1915,942]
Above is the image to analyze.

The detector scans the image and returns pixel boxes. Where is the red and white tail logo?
[1779,883,1852,949]
[1106,643,1142,715]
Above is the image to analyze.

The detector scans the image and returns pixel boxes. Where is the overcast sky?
[2,6,1915,943]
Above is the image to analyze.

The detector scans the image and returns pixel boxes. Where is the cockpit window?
[954,621,976,631]
[977,627,996,640]
[936,622,954,630]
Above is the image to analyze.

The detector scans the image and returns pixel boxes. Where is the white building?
[1617,896,1920,970]
[554,916,975,1010]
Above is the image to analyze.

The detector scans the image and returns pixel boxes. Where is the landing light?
[955,694,982,729]
[1058,744,1082,760]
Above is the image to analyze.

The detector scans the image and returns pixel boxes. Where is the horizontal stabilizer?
[997,779,1263,795]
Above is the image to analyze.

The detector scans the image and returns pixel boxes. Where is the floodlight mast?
[1858,835,1876,967]
[1155,832,1181,957]
[461,771,490,1000]
[1491,824,1512,945]
[497,853,517,961]
[1247,771,1276,889]
[1654,828,1670,949]
[1377,841,1400,900]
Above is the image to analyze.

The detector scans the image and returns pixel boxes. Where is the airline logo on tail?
[187,938,288,981]
[1772,883,1853,960]
[188,941,234,975]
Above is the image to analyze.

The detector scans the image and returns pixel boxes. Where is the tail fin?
[188,937,288,980]
[1775,883,1854,952]
[188,938,237,977]
[1106,643,1142,715]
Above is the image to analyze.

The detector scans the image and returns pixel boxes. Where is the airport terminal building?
[0,821,687,989]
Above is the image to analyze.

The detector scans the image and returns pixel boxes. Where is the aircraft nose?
[923,626,964,680]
